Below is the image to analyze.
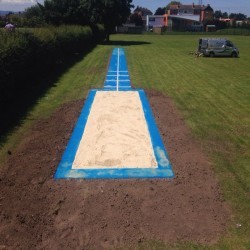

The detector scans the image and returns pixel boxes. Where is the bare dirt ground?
[0,90,230,249]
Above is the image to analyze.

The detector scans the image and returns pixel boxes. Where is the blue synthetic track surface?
[54,48,174,179]
[104,48,131,90]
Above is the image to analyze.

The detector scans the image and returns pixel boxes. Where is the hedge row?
[0,25,105,102]
[161,28,250,36]
[216,28,250,35]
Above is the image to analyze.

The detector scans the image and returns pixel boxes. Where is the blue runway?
[55,48,174,179]
[104,48,131,90]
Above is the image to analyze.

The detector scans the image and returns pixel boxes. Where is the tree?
[25,0,133,41]
[154,7,166,15]
[24,4,45,26]
[42,0,86,25]
[229,13,247,20]
[82,0,133,41]
[166,1,181,10]
[24,0,86,25]
[134,6,152,16]
[24,4,43,19]
[214,10,222,18]
[214,10,229,19]
[222,12,228,18]
[129,12,143,26]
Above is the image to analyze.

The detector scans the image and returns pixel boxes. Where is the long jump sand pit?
[55,89,174,178]
[72,91,157,169]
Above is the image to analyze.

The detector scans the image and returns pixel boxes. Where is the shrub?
[0,25,104,103]
[216,28,250,36]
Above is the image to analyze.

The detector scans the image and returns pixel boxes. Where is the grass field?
[123,34,250,249]
[0,34,249,248]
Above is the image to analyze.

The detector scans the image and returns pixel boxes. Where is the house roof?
[169,5,179,10]
[169,4,203,10]
[203,4,213,11]
[180,5,203,10]
[169,4,213,11]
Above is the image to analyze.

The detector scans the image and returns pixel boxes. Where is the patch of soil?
[0,90,230,249]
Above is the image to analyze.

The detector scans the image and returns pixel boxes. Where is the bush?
[216,28,250,36]
[91,24,106,43]
[0,25,104,103]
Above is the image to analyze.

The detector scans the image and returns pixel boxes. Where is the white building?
[146,15,166,29]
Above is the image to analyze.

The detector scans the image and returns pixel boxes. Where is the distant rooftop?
[169,4,213,11]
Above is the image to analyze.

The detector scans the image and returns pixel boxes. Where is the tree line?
[1,0,133,41]
[214,11,247,20]
[1,0,248,31]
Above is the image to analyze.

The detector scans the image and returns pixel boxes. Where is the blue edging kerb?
[54,89,174,179]
[54,90,96,179]
[138,90,173,171]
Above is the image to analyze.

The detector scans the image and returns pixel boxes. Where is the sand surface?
[72,91,157,169]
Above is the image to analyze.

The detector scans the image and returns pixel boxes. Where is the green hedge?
[216,28,250,36]
[0,25,105,102]
[161,28,250,36]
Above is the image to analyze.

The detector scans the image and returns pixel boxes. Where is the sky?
[0,0,43,12]
[0,0,249,17]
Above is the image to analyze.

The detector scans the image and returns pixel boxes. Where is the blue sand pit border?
[54,89,174,179]
[54,47,174,179]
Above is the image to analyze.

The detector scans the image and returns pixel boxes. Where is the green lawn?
[122,34,250,249]
[0,34,249,249]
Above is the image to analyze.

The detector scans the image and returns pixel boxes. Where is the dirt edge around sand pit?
[0,90,231,249]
